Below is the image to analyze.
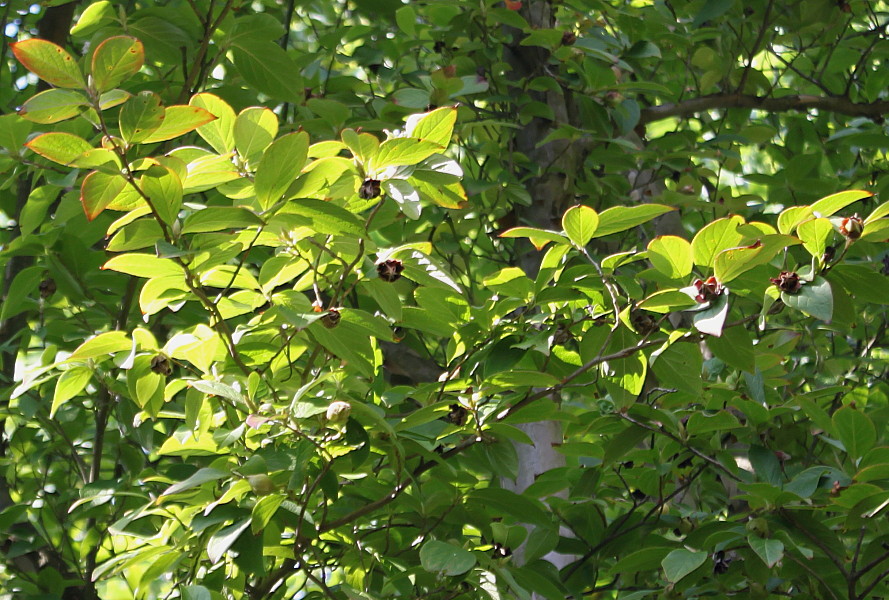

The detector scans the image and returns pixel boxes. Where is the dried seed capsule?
[321,309,341,329]
[150,354,173,376]
[377,259,404,282]
[769,271,802,294]
[38,278,56,299]
[358,179,381,200]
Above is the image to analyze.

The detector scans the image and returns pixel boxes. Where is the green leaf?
[685,410,741,435]
[390,248,462,292]
[0,265,43,322]
[140,165,183,224]
[601,326,646,408]
[406,106,457,146]
[231,39,304,103]
[384,179,421,219]
[91,36,144,93]
[102,254,184,278]
[160,468,229,498]
[865,198,889,223]
[797,218,833,260]
[0,113,33,152]
[499,227,569,250]
[274,199,365,237]
[419,540,476,576]
[662,548,707,583]
[11,39,86,89]
[68,331,132,361]
[833,406,876,461]
[140,105,217,144]
[190,93,236,154]
[693,0,734,27]
[713,242,765,283]
[255,131,309,209]
[810,189,872,217]
[468,488,550,526]
[234,107,278,165]
[371,138,443,171]
[207,519,251,564]
[524,526,559,563]
[26,132,93,166]
[637,290,696,313]
[71,1,115,36]
[593,204,674,238]
[692,215,744,267]
[119,91,164,143]
[647,235,692,278]
[80,171,128,220]
[190,380,249,409]
[488,370,561,390]
[182,207,263,234]
[50,367,92,417]
[611,547,674,575]
[106,219,164,251]
[777,205,812,235]
[69,148,121,172]
[562,205,599,247]
[706,323,754,372]
[651,342,702,397]
[181,586,211,600]
[828,265,889,304]
[310,321,375,379]
[748,536,784,568]
[251,494,284,534]
[18,88,87,124]
[98,89,130,110]
[782,276,832,322]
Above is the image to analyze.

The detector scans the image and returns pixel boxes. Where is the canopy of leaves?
[1,1,889,600]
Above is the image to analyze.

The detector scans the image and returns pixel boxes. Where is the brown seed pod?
[561,31,577,46]
[38,278,56,299]
[377,259,404,282]
[770,271,802,294]
[321,309,341,329]
[692,276,723,303]
[358,179,381,200]
[150,354,173,376]
[444,403,468,426]
[630,311,659,336]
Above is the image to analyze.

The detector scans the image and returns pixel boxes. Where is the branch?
[641,94,889,125]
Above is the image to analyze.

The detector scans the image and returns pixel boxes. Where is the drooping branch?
[641,94,889,124]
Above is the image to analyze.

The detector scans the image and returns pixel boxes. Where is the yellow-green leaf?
[18,89,87,124]
[11,39,86,89]
[91,36,144,92]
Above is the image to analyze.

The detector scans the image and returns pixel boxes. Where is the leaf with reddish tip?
[11,39,86,89]
[91,36,144,93]
[140,106,217,144]
[18,89,88,124]
[81,171,128,220]
[26,132,92,165]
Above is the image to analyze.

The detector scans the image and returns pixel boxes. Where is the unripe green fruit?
[326,400,351,424]
[746,517,770,538]
[247,474,276,496]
